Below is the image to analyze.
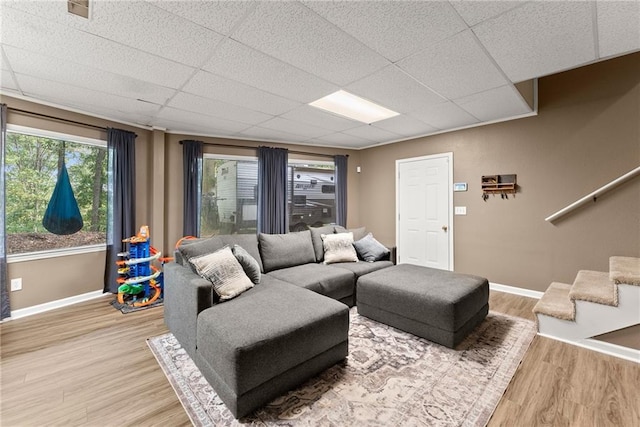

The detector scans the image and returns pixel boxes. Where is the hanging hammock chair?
[42,158,84,235]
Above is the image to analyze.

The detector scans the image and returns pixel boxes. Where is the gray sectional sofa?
[164,226,394,418]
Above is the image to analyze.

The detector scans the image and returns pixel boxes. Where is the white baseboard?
[490,282,544,299]
[538,333,640,364]
[5,290,106,321]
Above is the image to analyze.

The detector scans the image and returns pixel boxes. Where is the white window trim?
[7,244,107,263]
[5,126,108,260]
[203,153,256,161]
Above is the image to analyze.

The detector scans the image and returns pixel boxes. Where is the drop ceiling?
[1,1,638,149]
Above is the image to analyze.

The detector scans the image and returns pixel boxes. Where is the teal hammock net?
[42,161,83,235]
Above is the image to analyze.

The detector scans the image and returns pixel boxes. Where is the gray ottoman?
[357,264,489,348]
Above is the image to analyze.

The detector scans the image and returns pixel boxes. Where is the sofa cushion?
[189,246,254,301]
[309,225,337,262]
[322,232,358,264]
[267,263,355,301]
[329,260,394,277]
[334,225,367,241]
[196,279,349,396]
[231,244,261,285]
[178,234,264,273]
[258,231,316,273]
[353,233,390,262]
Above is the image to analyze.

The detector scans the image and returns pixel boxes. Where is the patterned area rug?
[147,308,535,426]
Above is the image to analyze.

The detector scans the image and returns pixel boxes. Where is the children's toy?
[116,225,164,308]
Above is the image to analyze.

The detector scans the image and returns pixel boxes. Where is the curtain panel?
[334,155,348,227]
[104,128,136,294]
[0,104,10,319]
[257,146,289,234]
[182,140,203,237]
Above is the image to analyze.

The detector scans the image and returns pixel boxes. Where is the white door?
[397,154,452,270]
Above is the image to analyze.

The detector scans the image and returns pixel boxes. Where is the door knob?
[442,225,448,232]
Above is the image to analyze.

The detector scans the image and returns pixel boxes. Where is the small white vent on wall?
[68,0,89,19]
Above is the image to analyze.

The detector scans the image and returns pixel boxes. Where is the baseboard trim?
[537,333,640,364]
[490,282,544,300]
[5,290,105,321]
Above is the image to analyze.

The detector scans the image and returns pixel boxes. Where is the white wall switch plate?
[455,206,467,215]
[10,278,22,291]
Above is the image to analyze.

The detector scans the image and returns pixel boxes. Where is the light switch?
[455,206,467,215]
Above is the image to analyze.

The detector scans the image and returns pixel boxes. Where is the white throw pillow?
[189,246,254,301]
[321,232,358,264]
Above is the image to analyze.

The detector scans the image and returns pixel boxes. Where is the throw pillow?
[353,233,390,262]
[231,244,261,284]
[189,246,254,301]
[322,232,358,264]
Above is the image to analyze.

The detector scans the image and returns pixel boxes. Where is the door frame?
[395,152,454,271]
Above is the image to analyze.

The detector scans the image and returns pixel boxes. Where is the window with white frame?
[200,155,336,236]
[5,126,107,255]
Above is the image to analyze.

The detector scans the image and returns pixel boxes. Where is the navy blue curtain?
[182,140,203,237]
[334,155,348,227]
[0,104,10,319]
[104,128,136,294]
[257,146,288,234]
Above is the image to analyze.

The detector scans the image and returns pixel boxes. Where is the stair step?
[533,282,575,321]
[610,256,640,286]
[569,270,618,306]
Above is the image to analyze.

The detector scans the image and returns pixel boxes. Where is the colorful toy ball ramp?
[111,225,164,314]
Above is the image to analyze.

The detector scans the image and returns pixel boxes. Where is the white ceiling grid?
[0,0,638,149]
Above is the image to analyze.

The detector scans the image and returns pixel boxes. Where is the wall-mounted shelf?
[482,174,517,199]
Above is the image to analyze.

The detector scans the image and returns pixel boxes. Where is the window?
[5,127,107,255]
[200,156,336,236]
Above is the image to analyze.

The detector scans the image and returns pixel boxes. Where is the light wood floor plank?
[1,291,638,426]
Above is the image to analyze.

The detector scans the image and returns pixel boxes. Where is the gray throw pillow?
[322,232,358,264]
[353,233,390,262]
[231,244,261,284]
[258,230,316,272]
[189,246,254,301]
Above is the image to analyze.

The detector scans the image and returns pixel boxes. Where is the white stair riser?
[536,284,640,340]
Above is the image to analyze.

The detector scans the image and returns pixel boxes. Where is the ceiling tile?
[147,0,256,35]
[15,73,162,116]
[4,0,224,67]
[473,2,596,82]
[309,132,371,148]
[409,101,480,129]
[182,71,300,116]
[397,30,508,99]
[1,6,195,89]
[239,126,307,144]
[342,125,402,143]
[3,46,175,106]
[203,38,338,103]
[258,117,332,139]
[372,115,438,138]
[303,1,466,62]
[156,107,251,134]
[449,1,525,27]
[347,65,444,114]
[231,1,389,86]
[596,1,640,58]
[455,85,533,122]
[281,105,360,132]
[168,92,273,126]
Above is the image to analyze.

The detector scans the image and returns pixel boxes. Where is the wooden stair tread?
[569,270,618,306]
[610,256,640,286]
[533,282,575,321]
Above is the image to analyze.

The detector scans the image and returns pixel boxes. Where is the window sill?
[7,244,107,264]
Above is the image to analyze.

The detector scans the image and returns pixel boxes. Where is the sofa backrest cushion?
[177,234,264,273]
[258,230,316,273]
[309,225,338,263]
[334,225,367,241]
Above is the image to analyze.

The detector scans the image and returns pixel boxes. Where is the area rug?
[147,308,536,426]
[110,297,163,314]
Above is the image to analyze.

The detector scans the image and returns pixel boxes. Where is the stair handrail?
[545,165,640,222]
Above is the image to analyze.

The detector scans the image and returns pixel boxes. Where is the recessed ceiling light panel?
[309,90,399,124]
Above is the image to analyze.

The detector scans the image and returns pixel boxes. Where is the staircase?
[533,256,640,343]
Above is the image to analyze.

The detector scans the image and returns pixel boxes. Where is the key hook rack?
[481,174,517,201]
